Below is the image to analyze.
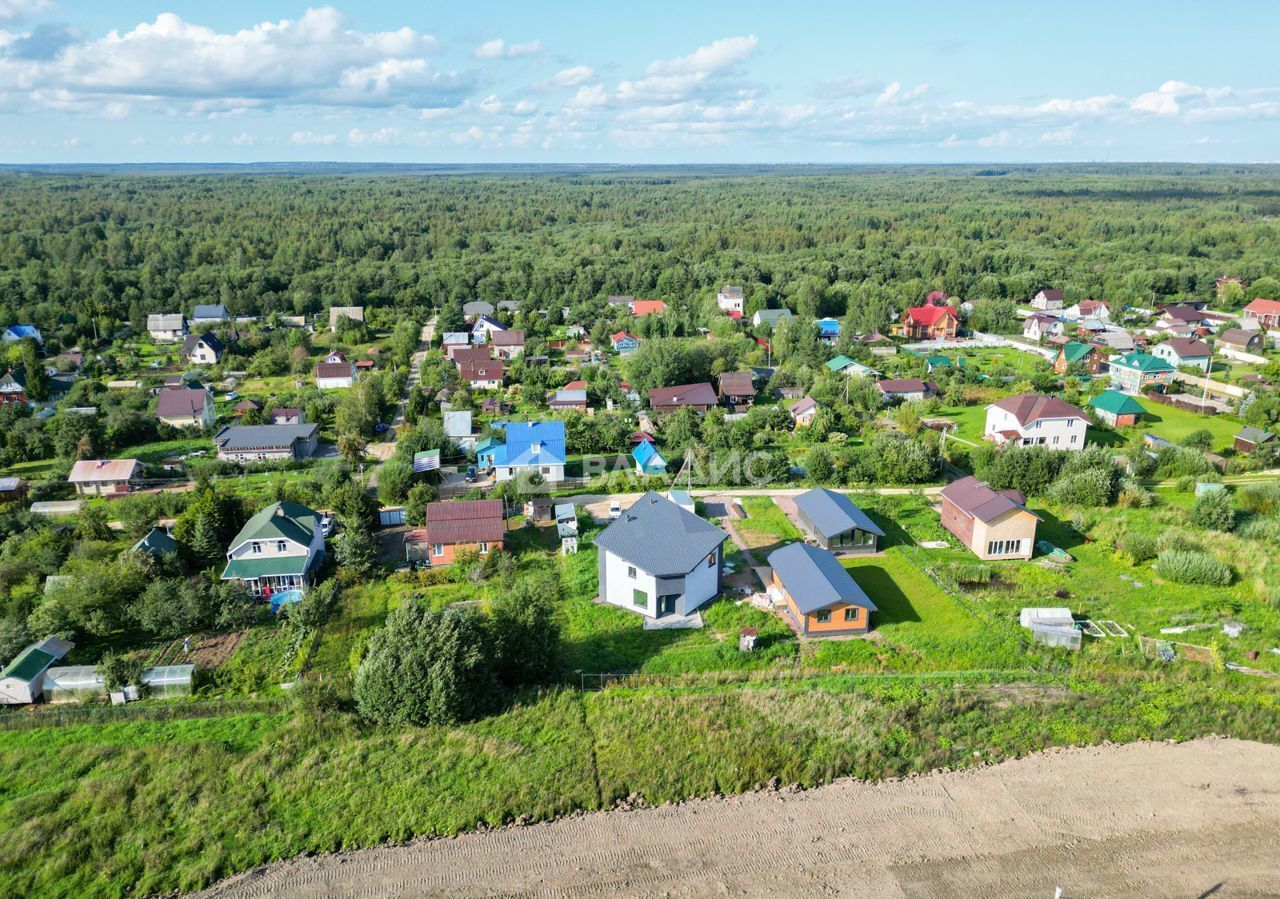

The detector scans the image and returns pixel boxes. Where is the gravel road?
[192,737,1280,898]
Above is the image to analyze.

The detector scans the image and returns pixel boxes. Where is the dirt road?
[192,737,1280,898]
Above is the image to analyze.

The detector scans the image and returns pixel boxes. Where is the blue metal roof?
[816,319,841,336]
[491,420,566,467]
[767,542,877,614]
[793,488,885,540]
[632,440,667,472]
[4,325,39,339]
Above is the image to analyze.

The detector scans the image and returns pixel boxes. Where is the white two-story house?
[984,394,1088,451]
[220,501,325,597]
[593,492,728,619]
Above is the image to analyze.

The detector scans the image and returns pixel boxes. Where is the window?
[277,540,287,553]
[1052,436,1060,445]
[541,467,551,475]
[815,610,831,623]
[1070,435,1077,443]
[432,543,444,557]
[843,608,860,622]
[251,542,261,555]
[706,552,715,568]
[627,565,637,579]
[633,588,648,609]
[478,542,489,554]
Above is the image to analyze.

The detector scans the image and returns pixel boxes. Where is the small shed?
[379,506,406,527]
[1234,426,1275,455]
[0,636,74,704]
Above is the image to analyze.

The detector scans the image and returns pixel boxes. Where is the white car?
[608,500,622,520]
[318,515,335,538]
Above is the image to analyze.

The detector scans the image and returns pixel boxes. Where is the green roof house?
[1088,389,1145,427]
[220,501,324,597]
[0,635,73,704]
[1108,352,1174,396]
[131,526,179,558]
[825,355,879,378]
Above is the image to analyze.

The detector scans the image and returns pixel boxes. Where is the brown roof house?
[789,396,822,427]
[649,382,718,414]
[404,500,505,566]
[939,476,1040,561]
[717,371,756,411]
[983,394,1088,450]
[68,459,143,496]
[156,387,215,429]
[490,329,526,360]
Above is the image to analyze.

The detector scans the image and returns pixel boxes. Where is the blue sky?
[1,0,1278,163]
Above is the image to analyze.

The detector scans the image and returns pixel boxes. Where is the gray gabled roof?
[593,491,727,577]
[767,542,877,614]
[794,488,884,539]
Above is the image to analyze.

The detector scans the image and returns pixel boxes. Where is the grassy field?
[1,670,1278,897]
[1132,398,1242,451]
[735,496,801,550]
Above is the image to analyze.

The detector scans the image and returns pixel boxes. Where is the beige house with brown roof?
[939,476,1040,561]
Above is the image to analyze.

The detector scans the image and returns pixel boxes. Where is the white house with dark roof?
[147,313,187,342]
[1152,338,1212,372]
[716,285,745,314]
[594,492,728,619]
[183,332,225,366]
[1030,289,1064,311]
[984,394,1088,450]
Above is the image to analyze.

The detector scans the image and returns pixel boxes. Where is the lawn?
[1132,398,1242,452]
[735,496,800,551]
[931,403,988,443]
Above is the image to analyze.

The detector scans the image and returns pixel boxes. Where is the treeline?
[2,170,1279,351]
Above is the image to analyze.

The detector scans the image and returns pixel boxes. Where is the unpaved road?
[193,738,1280,898]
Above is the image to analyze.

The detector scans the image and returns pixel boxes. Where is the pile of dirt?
[192,737,1280,898]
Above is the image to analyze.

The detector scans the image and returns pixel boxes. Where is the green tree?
[354,604,494,726]
[1190,488,1235,532]
[489,571,561,686]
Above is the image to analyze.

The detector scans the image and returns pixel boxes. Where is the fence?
[0,698,286,732]
[1145,392,1220,416]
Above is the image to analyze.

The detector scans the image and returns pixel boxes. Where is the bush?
[1153,550,1233,586]
[489,571,561,686]
[1179,428,1213,451]
[1046,467,1115,507]
[96,652,145,692]
[1115,478,1154,508]
[1189,488,1235,532]
[1155,446,1212,479]
[1237,483,1280,516]
[1238,516,1280,542]
[354,603,495,727]
[1121,533,1158,565]
[1157,530,1199,553]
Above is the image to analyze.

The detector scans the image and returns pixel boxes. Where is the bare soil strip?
[193,738,1280,898]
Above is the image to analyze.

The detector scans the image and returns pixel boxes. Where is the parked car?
[609,500,622,519]
[465,465,479,483]
[318,515,334,538]
[374,422,390,434]
[225,391,239,401]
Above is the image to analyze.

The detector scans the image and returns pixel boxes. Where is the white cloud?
[347,126,399,145]
[478,94,503,114]
[976,129,1009,147]
[614,35,757,105]
[232,131,255,145]
[474,38,541,60]
[0,0,50,24]
[291,130,336,145]
[565,84,608,109]
[540,65,594,90]
[1039,127,1076,145]
[512,99,537,115]
[873,81,928,108]
[0,7,468,112]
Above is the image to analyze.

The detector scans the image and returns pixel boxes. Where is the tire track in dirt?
[191,738,1280,899]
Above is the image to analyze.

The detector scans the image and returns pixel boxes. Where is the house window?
[633,588,648,609]
[627,565,637,579]
[277,540,287,553]
[478,542,489,554]
[432,543,444,557]
[815,610,831,623]
[706,552,715,568]
[843,608,860,622]
[251,542,262,554]
[1052,436,1060,445]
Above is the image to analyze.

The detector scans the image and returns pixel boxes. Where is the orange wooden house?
[405,500,505,566]
[766,542,877,637]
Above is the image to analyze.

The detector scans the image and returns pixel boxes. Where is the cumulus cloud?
[512,99,537,115]
[0,7,470,112]
[347,126,399,145]
[474,38,541,60]
[291,130,336,145]
[478,94,503,114]
[539,65,594,90]
[613,35,757,105]
[232,131,255,145]
[565,84,608,109]
[873,81,928,108]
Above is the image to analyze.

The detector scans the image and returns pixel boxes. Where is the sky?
[1,0,1278,164]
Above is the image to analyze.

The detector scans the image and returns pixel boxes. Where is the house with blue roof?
[487,420,567,483]
[767,542,878,637]
[632,440,667,475]
[815,318,841,344]
[1,325,42,345]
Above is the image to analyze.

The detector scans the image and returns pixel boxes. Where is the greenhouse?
[40,664,195,703]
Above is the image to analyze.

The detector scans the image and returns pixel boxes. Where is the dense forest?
[2,165,1279,350]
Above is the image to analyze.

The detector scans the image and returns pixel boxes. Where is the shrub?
[1154,550,1232,586]
[489,571,561,686]
[1155,446,1212,479]
[354,603,495,726]
[96,652,145,692]
[1046,468,1115,507]
[1189,488,1236,532]
[1156,530,1199,553]
[1238,516,1280,542]
[1237,483,1280,516]
[1179,428,1213,451]
[1115,478,1154,508]
[1122,533,1158,565]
